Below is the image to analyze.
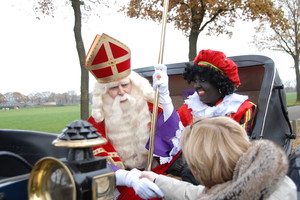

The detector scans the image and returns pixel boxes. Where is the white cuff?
[162,101,174,122]
[115,169,128,186]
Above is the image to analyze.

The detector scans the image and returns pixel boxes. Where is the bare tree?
[0,94,5,103]
[4,93,14,104]
[123,0,286,61]
[40,91,52,101]
[67,90,79,104]
[33,93,44,104]
[12,92,27,104]
[1,90,80,106]
[33,0,117,119]
[253,0,300,101]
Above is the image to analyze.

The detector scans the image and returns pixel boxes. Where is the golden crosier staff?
[147,0,170,171]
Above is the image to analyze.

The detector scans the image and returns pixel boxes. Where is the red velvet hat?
[193,49,241,86]
[85,33,131,83]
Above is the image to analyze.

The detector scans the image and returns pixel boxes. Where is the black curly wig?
[183,62,235,97]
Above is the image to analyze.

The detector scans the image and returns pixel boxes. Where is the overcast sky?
[0,0,295,95]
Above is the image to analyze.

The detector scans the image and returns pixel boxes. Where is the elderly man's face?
[107,80,132,102]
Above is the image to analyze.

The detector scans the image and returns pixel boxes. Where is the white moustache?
[112,93,136,109]
[119,95,128,102]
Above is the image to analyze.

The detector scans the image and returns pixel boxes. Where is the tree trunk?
[188,31,199,61]
[293,55,300,101]
[71,0,89,120]
[188,7,201,61]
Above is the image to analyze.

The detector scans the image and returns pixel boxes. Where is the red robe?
[88,102,181,200]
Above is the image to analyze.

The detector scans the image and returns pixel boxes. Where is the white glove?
[115,168,164,199]
[134,177,164,199]
[152,64,171,104]
[153,64,174,121]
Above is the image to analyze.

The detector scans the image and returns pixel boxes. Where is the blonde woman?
[141,116,297,200]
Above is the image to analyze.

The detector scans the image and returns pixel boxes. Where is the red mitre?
[193,49,241,87]
[85,33,131,83]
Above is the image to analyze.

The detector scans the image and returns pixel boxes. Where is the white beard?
[102,89,151,169]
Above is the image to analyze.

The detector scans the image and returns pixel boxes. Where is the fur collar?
[199,140,288,200]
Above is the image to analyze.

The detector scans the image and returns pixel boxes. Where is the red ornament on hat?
[85,33,131,83]
[193,49,241,86]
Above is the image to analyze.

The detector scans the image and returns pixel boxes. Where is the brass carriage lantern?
[28,120,115,200]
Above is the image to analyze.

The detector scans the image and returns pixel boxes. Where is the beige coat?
[155,140,297,200]
[156,175,296,200]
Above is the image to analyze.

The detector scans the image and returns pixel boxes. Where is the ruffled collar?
[184,92,248,117]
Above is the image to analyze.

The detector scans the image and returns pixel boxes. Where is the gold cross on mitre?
[85,33,131,83]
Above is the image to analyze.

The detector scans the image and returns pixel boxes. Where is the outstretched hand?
[133,177,164,199]
[115,168,164,199]
[140,171,159,182]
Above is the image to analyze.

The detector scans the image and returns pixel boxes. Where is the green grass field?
[286,92,299,106]
[0,93,298,133]
[0,105,83,134]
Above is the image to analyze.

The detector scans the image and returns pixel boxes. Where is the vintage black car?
[0,54,297,199]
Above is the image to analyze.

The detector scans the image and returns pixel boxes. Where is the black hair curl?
[183,63,235,96]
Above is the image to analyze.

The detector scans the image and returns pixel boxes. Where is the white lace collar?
[184,92,248,117]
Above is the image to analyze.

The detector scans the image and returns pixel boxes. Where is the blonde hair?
[181,116,251,188]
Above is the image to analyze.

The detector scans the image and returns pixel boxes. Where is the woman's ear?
[191,169,200,181]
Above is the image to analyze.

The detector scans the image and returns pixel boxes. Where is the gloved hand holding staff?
[147,0,170,171]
